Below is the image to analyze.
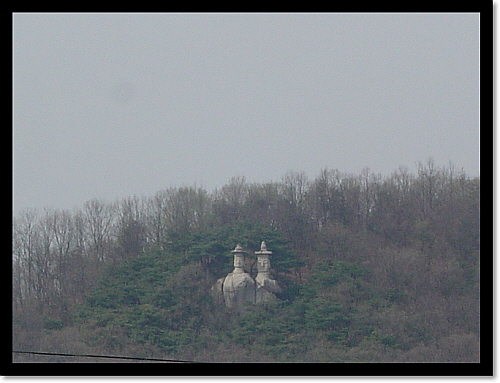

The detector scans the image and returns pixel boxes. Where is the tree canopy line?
[13,160,480,362]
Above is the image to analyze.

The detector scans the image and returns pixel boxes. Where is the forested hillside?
[13,160,480,362]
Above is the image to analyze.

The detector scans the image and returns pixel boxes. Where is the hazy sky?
[13,13,480,214]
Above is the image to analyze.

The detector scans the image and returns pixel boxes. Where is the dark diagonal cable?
[12,350,199,363]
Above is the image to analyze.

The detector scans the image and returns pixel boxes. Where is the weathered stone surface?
[255,274,281,294]
[254,241,281,304]
[221,244,256,309]
[255,283,279,304]
[222,271,256,308]
[210,277,225,306]
[211,242,281,310]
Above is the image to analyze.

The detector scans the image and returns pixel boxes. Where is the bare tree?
[417,158,442,218]
[212,177,249,224]
[84,199,117,263]
[245,181,281,229]
[115,196,148,259]
[48,209,78,319]
[359,168,381,229]
[162,186,212,233]
[71,209,92,298]
[143,190,170,249]
[280,171,308,208]
[277,171,311,251]
[13,209,40,309]
[337,173,362,228]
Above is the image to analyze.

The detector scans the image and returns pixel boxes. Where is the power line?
[12,350,200,363]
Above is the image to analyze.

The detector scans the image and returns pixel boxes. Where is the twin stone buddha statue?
[211,241,282,310]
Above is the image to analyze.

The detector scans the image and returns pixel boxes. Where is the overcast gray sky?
[13,13,480,214]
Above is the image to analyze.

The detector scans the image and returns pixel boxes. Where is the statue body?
[211,242,281,310]
[255,241,281,303]
[222,271,255,308]
[221,244,255,309]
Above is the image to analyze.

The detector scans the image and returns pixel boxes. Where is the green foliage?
[42,317,65,331]
[309,259,369,288]
[77,221,305,357]
[172,221,303,278]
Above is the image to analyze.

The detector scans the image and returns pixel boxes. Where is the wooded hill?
[13,160,480,362]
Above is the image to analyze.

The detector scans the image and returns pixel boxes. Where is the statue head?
[232,244,246,273]
[255,241,272,274]
[257,256,270,274]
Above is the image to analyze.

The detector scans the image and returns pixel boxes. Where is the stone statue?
[221,244,256,309]
[211,241,282,310]
[255,241,281,303]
